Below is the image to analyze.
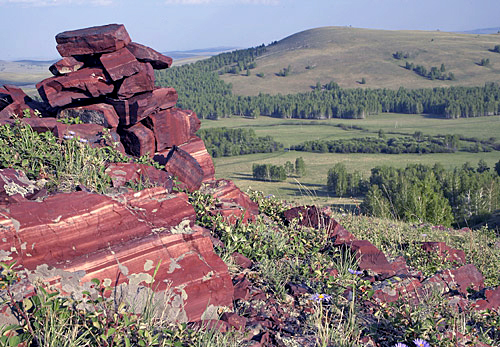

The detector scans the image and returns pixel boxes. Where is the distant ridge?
[458,27,500,34]
[162,47,239,60]
[221,26,500,96]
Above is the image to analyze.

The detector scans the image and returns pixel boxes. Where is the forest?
[155,45,500,120]
[327,161,500,227]
[197,127,283,157]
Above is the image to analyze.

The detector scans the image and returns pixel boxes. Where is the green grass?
[221,26,500,96]
[201,114,500,205]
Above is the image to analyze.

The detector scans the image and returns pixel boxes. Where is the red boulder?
[56,23,131,57]
[126,42,173,69]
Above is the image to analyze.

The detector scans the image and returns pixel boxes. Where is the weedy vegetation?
[0,123,499,346]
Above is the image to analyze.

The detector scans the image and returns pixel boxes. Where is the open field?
[201,114,500,205]
[221,27,500,96]
[202,113,500,145]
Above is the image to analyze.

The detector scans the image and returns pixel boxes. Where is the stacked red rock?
[0,24,214,192]
[0,24,257,325]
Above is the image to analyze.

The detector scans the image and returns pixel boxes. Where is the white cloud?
[0,0,113,6]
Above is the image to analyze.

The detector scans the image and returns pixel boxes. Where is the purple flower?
[310,293,332,302]
[394,343,408,347]
[79,138,88,143]
[348,268,363,275]
[265,194,274,199]
[413,338,430,347]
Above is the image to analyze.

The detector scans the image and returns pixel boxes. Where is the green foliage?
[327,163,368,197]
[405,61,453,80]
[0,261,201,347]
[360,163,500,226]
[480,58,491,67]
[0,122,164,194]
[295,157,306,177]
[57,115,84,125]
[252,163,286,181]
[277,65,292,77]
[291,134,471,154]
[393,51,409,60]
[197,127,283,157]
[495,159,500,176]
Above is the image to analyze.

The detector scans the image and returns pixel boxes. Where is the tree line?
[157,56,500,119]
[291,132,498,154]
[196,127,283,158]
[327,160,500,227]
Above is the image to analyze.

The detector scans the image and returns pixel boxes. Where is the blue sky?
[0,0,499,60]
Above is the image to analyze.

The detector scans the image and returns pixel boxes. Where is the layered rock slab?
[0,187,233,322]
[56,24,132,57]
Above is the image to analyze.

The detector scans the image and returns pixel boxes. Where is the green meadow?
[201,113,500,205]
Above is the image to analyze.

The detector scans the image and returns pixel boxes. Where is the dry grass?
[221,26,500,96]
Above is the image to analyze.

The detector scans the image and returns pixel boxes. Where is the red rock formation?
[126,42,173,69]
[200,179,259,224]
[162,146,204,192]
[57,103,120,128]
[149,108,196,150]
[0,187,233,322]
[121,122,156,157]
[179,136,215,182]
[37,67,114,107]
[100,47,143,81]
[54,123,125,153]
[105,162,173,189]
[49,57,84,75]
[56,24,131,57]
[117,62,155,99]
[421,241,466,265]
[0,85,44,118]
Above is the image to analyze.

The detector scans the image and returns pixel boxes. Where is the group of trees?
[291,131,499,154]
[291,134,462,154]
[277,65,292,77]
[197,127,283,157]
[479,58,491,67]
[404,62,454,81]
[252,157,305,181]
[327,163,369,197]
[327,161,500,227]
[393,51,410,60]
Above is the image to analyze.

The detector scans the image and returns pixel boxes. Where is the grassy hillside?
[0,60,53,89]
[221,27,500,96]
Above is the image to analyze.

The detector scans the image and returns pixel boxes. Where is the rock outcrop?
[0,24,258,325]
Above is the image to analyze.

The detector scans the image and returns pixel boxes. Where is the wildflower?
[348,268,363,275]
[68,131,76,135]
[394,343,408,347]
[413,338,430,347]
[310,293,332,302]
[63,135,74,140]
[79,138,88,143]
[265,194,274,199]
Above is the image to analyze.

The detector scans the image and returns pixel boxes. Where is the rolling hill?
[220,26,500,96]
